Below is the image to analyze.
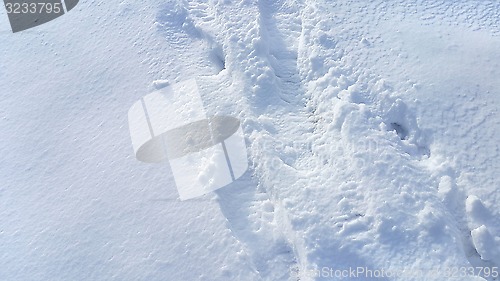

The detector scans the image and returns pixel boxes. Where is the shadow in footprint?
[390,122,408,140]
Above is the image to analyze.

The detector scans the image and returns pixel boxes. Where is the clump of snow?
[466,196,500,266]
[471,225,500,263]
[151,79,170,89]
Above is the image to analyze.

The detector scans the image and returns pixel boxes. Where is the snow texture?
[1,0,499,280]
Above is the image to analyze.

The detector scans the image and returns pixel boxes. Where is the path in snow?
[184,0,499,280]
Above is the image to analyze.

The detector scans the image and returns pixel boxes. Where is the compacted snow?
[1,0,499,280]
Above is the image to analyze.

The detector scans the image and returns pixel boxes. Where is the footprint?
[382,98,431,157]
[208,45,226,73]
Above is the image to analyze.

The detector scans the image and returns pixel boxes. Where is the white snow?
[1,0,499,280]
[471,225,500,263]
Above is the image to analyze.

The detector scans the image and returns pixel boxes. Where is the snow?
[471,225,500,263]
[1,0,499,280]
[467,196,500,266]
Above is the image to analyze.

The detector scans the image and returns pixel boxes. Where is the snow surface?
[1,0,499,280]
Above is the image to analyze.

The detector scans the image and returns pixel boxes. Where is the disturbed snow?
[1,0,499,280]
